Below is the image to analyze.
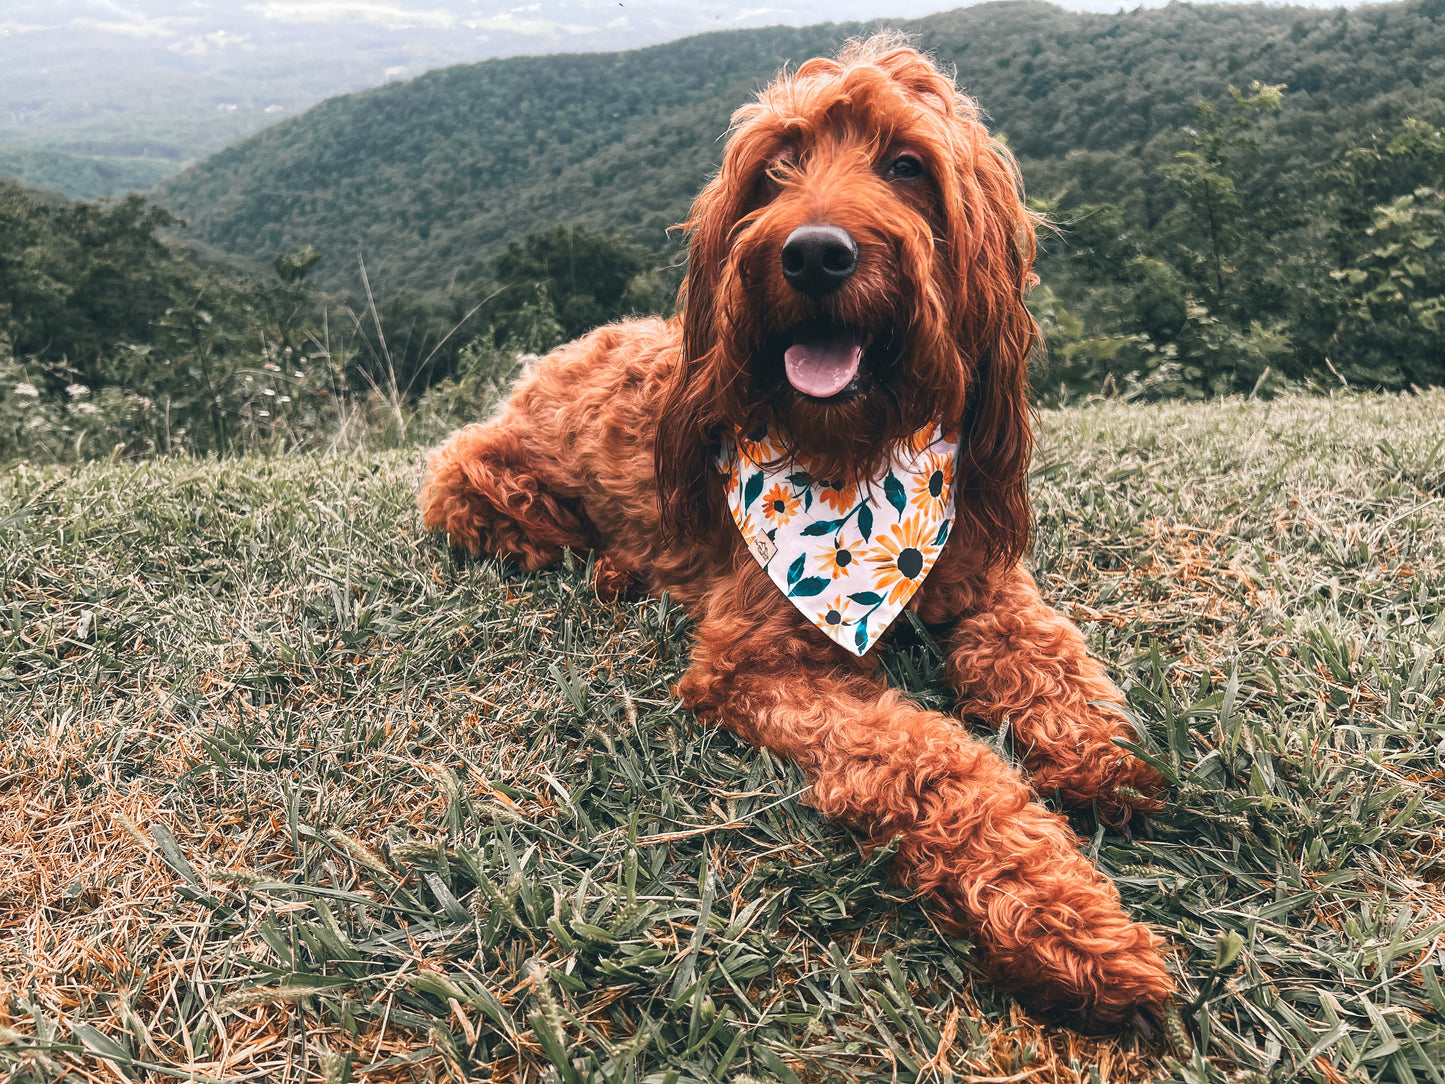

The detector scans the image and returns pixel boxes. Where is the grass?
[1,389,1443,1083]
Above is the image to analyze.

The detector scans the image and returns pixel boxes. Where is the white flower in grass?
[73,401,100,415]
[66,383,89,397]
[13,382,38,398]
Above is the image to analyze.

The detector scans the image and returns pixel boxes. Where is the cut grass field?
[2,390,1443,1083]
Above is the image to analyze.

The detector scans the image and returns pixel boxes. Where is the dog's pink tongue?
[784,329,863,398]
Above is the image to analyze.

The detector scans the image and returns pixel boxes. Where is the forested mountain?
[157,0,1445,297]
[155,24,854,296]
[0,0,953,200]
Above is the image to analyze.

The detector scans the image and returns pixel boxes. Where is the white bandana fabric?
[718,423,959,656]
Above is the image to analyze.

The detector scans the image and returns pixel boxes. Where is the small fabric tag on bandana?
[718,423,958,656]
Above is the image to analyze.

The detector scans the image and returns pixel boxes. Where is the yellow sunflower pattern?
[815,477,857,513]
[718,422,958,655]
[867,514,948,606]
[760,482,802,526]
[816,535,864,579]
[909,450,954,512]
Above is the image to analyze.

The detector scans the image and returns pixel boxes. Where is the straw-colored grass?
[2,391,1443,1082]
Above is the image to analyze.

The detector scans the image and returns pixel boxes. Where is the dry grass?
[2,390,1443,1082]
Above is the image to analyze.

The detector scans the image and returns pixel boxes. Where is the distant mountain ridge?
[0,0,951,198]
[157,21,860,293]
[154,0,1445,296]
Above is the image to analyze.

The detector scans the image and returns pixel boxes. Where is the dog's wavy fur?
[421,35,1174,1025]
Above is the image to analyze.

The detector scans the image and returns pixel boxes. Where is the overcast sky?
[0,0,1374,44]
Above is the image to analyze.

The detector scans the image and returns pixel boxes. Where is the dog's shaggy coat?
[420,36,1174,1025]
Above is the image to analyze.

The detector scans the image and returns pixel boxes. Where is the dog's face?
[692,49,984,467]
[658,37,1037,569]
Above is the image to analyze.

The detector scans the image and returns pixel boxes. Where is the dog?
[420,34,1173,1027]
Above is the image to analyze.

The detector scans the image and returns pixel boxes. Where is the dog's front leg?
[676,596,1173,1026]
[941,566,1166,825]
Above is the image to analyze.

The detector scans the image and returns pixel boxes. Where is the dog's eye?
[765,157,796,184]
[885,155,924,181]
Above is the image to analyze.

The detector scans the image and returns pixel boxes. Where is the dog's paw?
[1004,925,1176,1032]
[1094,751,1169,828]
[592,554,644,601]
[1025,730,1168,830]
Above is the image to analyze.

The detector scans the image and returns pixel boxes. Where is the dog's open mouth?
[782,320,875,400]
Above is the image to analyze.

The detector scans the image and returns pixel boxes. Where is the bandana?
[719,423,958,656]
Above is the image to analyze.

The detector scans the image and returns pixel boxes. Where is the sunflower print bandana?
[718,423,958,656]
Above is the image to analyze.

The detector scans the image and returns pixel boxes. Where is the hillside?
[155,22,858,295]
[0,149,180,202]
[3,392,1443,1080]
[0,1,953,200]
[155,0,1445,295]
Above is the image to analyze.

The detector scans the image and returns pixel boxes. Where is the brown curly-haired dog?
[421,35,1173,1026]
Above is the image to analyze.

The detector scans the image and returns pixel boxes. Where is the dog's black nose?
[781,225,858,296]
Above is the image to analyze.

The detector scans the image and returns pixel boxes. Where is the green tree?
[1156,82,1285,306]
[268,246,324,354]
[492,225,656,341]
[1045,83,1299,399]
[0,180,70,360]
[1330,119,1445,386]
[152,279,250,454]
[0,184,191,386]
[49,196,185,385]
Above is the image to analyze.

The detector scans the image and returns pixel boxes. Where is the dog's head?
[658,35,1038,570]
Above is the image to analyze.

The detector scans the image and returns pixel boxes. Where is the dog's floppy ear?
[655,167,746,544]
[867,44,1038,569]
[940,119,1040,572]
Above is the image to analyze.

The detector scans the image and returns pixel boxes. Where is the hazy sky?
[0,0,1375,42]
[1057,0,1363,8]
